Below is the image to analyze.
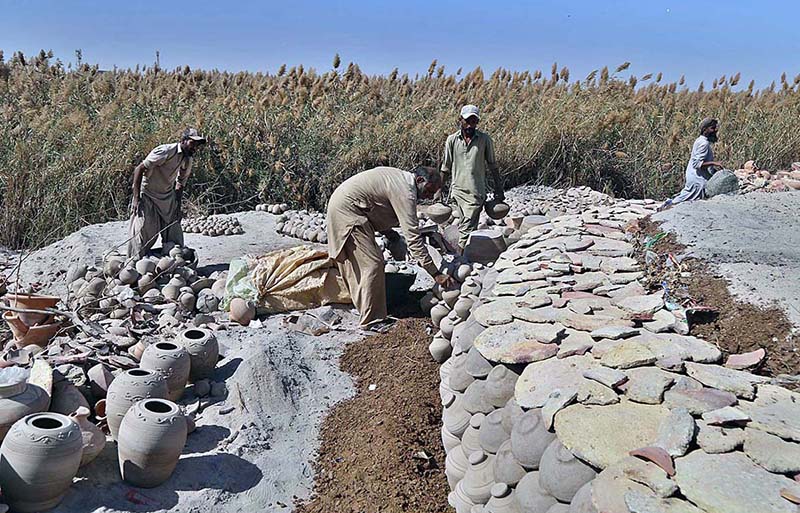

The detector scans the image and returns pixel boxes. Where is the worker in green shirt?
[440,104,504,253]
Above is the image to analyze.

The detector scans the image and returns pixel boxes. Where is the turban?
[699,117,718,135]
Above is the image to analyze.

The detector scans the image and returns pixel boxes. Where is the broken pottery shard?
[554,401,669,469]
[599,339,657,369]
[696,420,745,454]
[577,380,619,406]
[464,229,507,264]
[612,294,664,316]
[744,428,800,473]
[556,329,594,358]
[515,354,600,409]
[625,367,675,404]
[624,491,707,513]
[514,305,567,324]
[630,446,675,476]
[473,299,516,326]
[663,387,738,415]
[740,385,800,442]
[590,325,639,340]
[562,313,633,332]
[685,362,763,400]
[701,406,751,426]
[655,408,695,457]
[674,451,800,513]
[473,321,563,364]
[591,459,658,513]
[643,309,677,334]
[620,456,678,498]
[583,367,628,389]
[542,389,577,430]
[724,347,766,370]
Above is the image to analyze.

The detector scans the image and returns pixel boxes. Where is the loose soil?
[295,317,449,513]
[634,217,800,379]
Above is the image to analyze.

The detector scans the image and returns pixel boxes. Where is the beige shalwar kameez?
[127,143,192,259]
[326,167,438,327]
[440,129,499,248]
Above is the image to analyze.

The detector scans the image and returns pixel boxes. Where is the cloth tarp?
[224,245,351,314]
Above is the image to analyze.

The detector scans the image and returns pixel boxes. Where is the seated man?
[326,166,453,331]
[662,118,724,209]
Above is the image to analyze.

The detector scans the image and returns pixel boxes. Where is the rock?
[515,354,600,409]
[625,367,675,404]
[590,326,639,340]
[696,420,745,454]
[557,329,595,358]
[599,339,657,369]
[673,451,800,513]
[724,348,766,370]
[663,387,738,415]
[584,367,628,389]
[655,408,695,457]
[744,428,800,473]
[577,379,620,406]
[554,401,670,469]
[542,389,577,430]
[473,299,517,326]
[685,362,763,400]
[193,379,211,397]
[701,406,750,426]
[612,295,664,316]
[592,460,657,513]
[210,381,227,398]
[568,482,598,513]
[474,321,563,364]
[620,456,678,498]
[624,491,706,513]
[643,309,676,334]
[740,385,800,442]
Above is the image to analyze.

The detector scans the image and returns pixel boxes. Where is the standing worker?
[127,128,206,259]
[327,166,454,332]
[662,117,724,209]
[440,104,504,253]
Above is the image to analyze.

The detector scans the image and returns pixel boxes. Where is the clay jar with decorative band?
[117,398,187,488]
[178,328,219,381]
[139,342,191,401]
[106,368,169,440]
[0,412,82,513]
[0,380,49,442]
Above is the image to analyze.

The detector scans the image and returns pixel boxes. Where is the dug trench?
[295,315,450,513]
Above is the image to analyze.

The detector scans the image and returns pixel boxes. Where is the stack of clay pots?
[275,210,328,244]
[1,293,63,348]
[182,215,244,236]
[255,202,290,214]
[735,160,800,194]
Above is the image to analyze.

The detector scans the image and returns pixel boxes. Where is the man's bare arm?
[131,163,145,212]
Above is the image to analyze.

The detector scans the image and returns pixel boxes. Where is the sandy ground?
[654,191,800,329]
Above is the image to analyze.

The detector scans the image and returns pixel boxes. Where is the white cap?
[460,104,480,121]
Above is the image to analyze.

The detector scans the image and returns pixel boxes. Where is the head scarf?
[699,117,718,135]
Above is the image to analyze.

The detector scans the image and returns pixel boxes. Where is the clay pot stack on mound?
[255,202,290,214]
[182,215,244,236]
[275,210,328,244]
[1,292,64,348]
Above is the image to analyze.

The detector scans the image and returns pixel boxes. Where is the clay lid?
[468,451,487,465]
[491,483,510,498]
[469,413,485,428]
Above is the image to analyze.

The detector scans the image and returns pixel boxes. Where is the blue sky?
[2,0,797,88]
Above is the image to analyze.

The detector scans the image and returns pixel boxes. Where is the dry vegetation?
[2,49,799,249]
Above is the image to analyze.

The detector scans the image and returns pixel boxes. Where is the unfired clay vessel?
[140,342,191,401]
[0,379,49,442]
[485,483,522,513]
[106,368,169,440]
[179,328,220,381]
[461,451,496,504]
[510,409,557,470]
[0,412,82,512]
[478,409,509,454]
[442,391,470,438]
[71,406,105,467]
[515,471,558,513]
[429,335,452,363]
[445,444,470,489]
[493,439,526,486]
[537,439,597,503]
[117,398,187,487]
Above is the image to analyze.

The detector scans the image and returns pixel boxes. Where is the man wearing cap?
[127,128,206,258]
[327,166,454,332]
[662,118,724,209]
[440,104,504,252]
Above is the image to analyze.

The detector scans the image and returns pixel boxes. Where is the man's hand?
[130,196,140,216]
[175,182,184,191]
[434,273,455,288]
[494,189,505,202]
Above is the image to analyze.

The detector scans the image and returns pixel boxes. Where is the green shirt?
[440,129,498,202]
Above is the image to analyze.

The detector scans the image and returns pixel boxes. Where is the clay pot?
[2,311,28,340]
[462,380,493,415]
[484,201,510,220]
[485,483,522,513]
[484,365,519,408]
[453,317,486,353]
[450,483,477,513]
[442,391,471,438]
[493,439,526,486]
[229,297,255,326]
[196,289,220,314]
[465,349,493,379]
[0,377,49,441]
[162,284,180,301]
[461,413,485,458]
[442,288,460,308]
[515,471,558,513]
[136,258,157,276]
[445,444,470,489]
[211,278,227,299]
[431,303,450,328]
[156,256,175,274]
[106,368,169,440]
[50,379,90,416]
[87,363,115,399]
[449,352,476,393]
[479,409,510,454]
[140,342,191,401]
[179,291,197,311]
[440,317,456,340]
[510,409,556,470]
[129,339,148,361]
[118,398,187,487]
[0,412,82,512]
[4,293,60,312]
[537,440,597,503]
[66,264,88,284]
[461,451,496,504]
[429,335,453,363]
[568,482,597,513]
[119,267,140,285]
[179,328,219,381]
[442,425,461,454]
[15,321,62,348]
[456,263,473,282]
[428,203,453,224]
[454,297,474,320]
[71,406,105,467]
[501,398,525,434]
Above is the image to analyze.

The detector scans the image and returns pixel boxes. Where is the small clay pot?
[515,471,558,513]
[442,425,461,454]
[118,398,187,488]
[179,328,220,381]
[493,439,527,486]
[0,412,82,512]
[510,409,556,470]
[461,451,496,504]
[484,365,519,408]
[442,391,471,438]
[71,406,106,467]
[479,409,510,454]
[429,335,452,363]
[229,297,255,326]
[119,267,140,285]
[106,368,169,441]
[537,439,597,503]
[136,258,157,276]
[485,483,522,513]
[440,317,456,340]
[461,413,485,458]
[428,203,454,224]
[139,342,191,401]
[445,444,470,489]
[431,303,450,328]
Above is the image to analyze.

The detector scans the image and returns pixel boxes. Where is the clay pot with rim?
[117,398,188,487]
[461,450,496,505]
[0,371,49,442]
[3,292,60,312]
[71,406,106,467]
[106,368,169,440]
[178,327,219,381]
[0,412,82,512]
[139,342,191,401]
[427,203,453,224]
[229,297,255,326]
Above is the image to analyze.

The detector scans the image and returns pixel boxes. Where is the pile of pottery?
[0,326,222,511]
[735,160,800,194]
[429,193,800,513]
[255,202,290,214]
[275,210,328,244]
[2,293,63,348]
[182,215,244,236]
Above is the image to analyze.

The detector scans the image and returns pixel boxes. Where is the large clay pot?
[106,368,169,441]
[0,412,82,512]
[493,440,526,486]
[510,409,557,470]
[0,379,49,442]
[178,328,219,381]
[117,398,187,487]
[71,406,106,467]
[3,293,60,312]
[140,342,191,401]
[537,439,597,503]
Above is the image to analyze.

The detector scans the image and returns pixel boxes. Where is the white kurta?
[671,135,715,204]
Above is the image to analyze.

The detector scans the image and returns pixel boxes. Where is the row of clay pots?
[182,216,244,236]
[255,203,290,214]
[275,210,328,244]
